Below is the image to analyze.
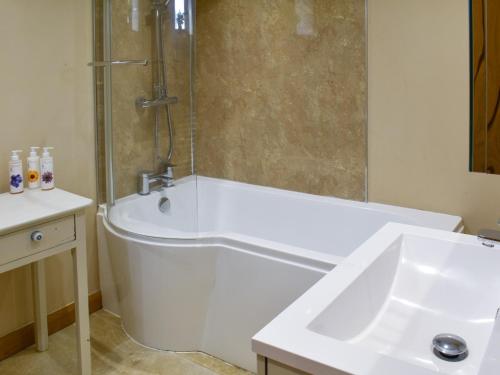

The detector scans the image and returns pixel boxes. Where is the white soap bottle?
[27,146,41,189]
[9,150,24,194]
[40,147,55,190]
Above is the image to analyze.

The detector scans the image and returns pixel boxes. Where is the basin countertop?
[252,223,500,375]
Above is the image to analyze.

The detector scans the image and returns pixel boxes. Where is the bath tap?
[138,166,174,195]
[163,165,175,187]
[477,229,500,247]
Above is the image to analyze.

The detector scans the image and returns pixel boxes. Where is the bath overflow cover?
[432,334,468,361]
[158,197,170,213]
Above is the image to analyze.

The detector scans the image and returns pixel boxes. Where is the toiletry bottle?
[40,147,55,190]
[9,150,24,194]
[27,146,41,189]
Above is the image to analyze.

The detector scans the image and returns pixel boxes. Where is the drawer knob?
[31,231,44,242]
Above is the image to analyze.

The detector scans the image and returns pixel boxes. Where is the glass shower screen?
[94,0,197,239]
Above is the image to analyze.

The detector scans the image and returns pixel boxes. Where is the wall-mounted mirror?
[470,0,500,173]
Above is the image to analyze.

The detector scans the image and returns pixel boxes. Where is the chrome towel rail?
[87,59,149,67]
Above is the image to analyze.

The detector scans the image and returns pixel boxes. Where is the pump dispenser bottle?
[9,150,24,194]
[27,146,41,189]
[40,147,55,190]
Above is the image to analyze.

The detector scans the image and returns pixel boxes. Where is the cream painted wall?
[0,1,97,336]
[368,0,500,234]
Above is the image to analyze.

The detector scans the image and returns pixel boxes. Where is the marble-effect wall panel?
[196,0,367,200]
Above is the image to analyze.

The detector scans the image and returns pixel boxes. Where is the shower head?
[151,0,172,17]
[152,0,172,9]
[151,0,172,15]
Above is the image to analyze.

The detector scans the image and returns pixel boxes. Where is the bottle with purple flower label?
[9,150,24,194]
[41,147,55,190]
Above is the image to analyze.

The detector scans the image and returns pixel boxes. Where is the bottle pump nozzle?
[29,146,40,157]
[42,147,54,157]
[10,150,22,161]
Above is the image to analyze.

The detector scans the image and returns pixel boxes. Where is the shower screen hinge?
[87,59,149,67]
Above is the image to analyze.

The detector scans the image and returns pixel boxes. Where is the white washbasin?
[252,223,500,375]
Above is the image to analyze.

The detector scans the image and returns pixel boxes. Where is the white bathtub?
[97,176,462,372]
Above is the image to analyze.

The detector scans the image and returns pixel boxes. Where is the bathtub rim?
[196,176,464,232]
[102,175,463,261]
[100,208,338,273]
[110,176,464,236]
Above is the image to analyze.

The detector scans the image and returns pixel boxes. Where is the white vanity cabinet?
[258,356,311,375]
[0,188,92,375]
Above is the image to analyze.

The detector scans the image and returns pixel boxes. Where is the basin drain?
[432,334,468,362]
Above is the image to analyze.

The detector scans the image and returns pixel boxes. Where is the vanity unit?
[253,223,500,375]
[257,356,311,375]
[0,188,92,375]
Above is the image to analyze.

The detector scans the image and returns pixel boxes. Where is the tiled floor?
[0,310,253,375]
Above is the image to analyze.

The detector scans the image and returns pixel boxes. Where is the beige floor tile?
[0,310,252,375]
[179,352,253,375]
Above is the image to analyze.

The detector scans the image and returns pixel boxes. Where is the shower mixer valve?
[135,95,178,109]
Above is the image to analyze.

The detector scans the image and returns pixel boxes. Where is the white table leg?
[31,260,48,351]
[72,213,91,375]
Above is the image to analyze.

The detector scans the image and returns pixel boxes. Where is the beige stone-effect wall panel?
[196,0,367,200]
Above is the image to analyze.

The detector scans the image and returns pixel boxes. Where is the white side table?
[0,188,92,375]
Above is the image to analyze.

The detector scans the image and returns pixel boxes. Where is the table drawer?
[0,216,75,266]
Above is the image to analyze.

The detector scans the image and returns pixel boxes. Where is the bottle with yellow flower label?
[27,146,41,189]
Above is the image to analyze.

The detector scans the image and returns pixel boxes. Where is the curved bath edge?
[101,206,340,272]
[99,212,332,372]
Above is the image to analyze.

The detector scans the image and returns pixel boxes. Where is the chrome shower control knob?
[31,231,44,242]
